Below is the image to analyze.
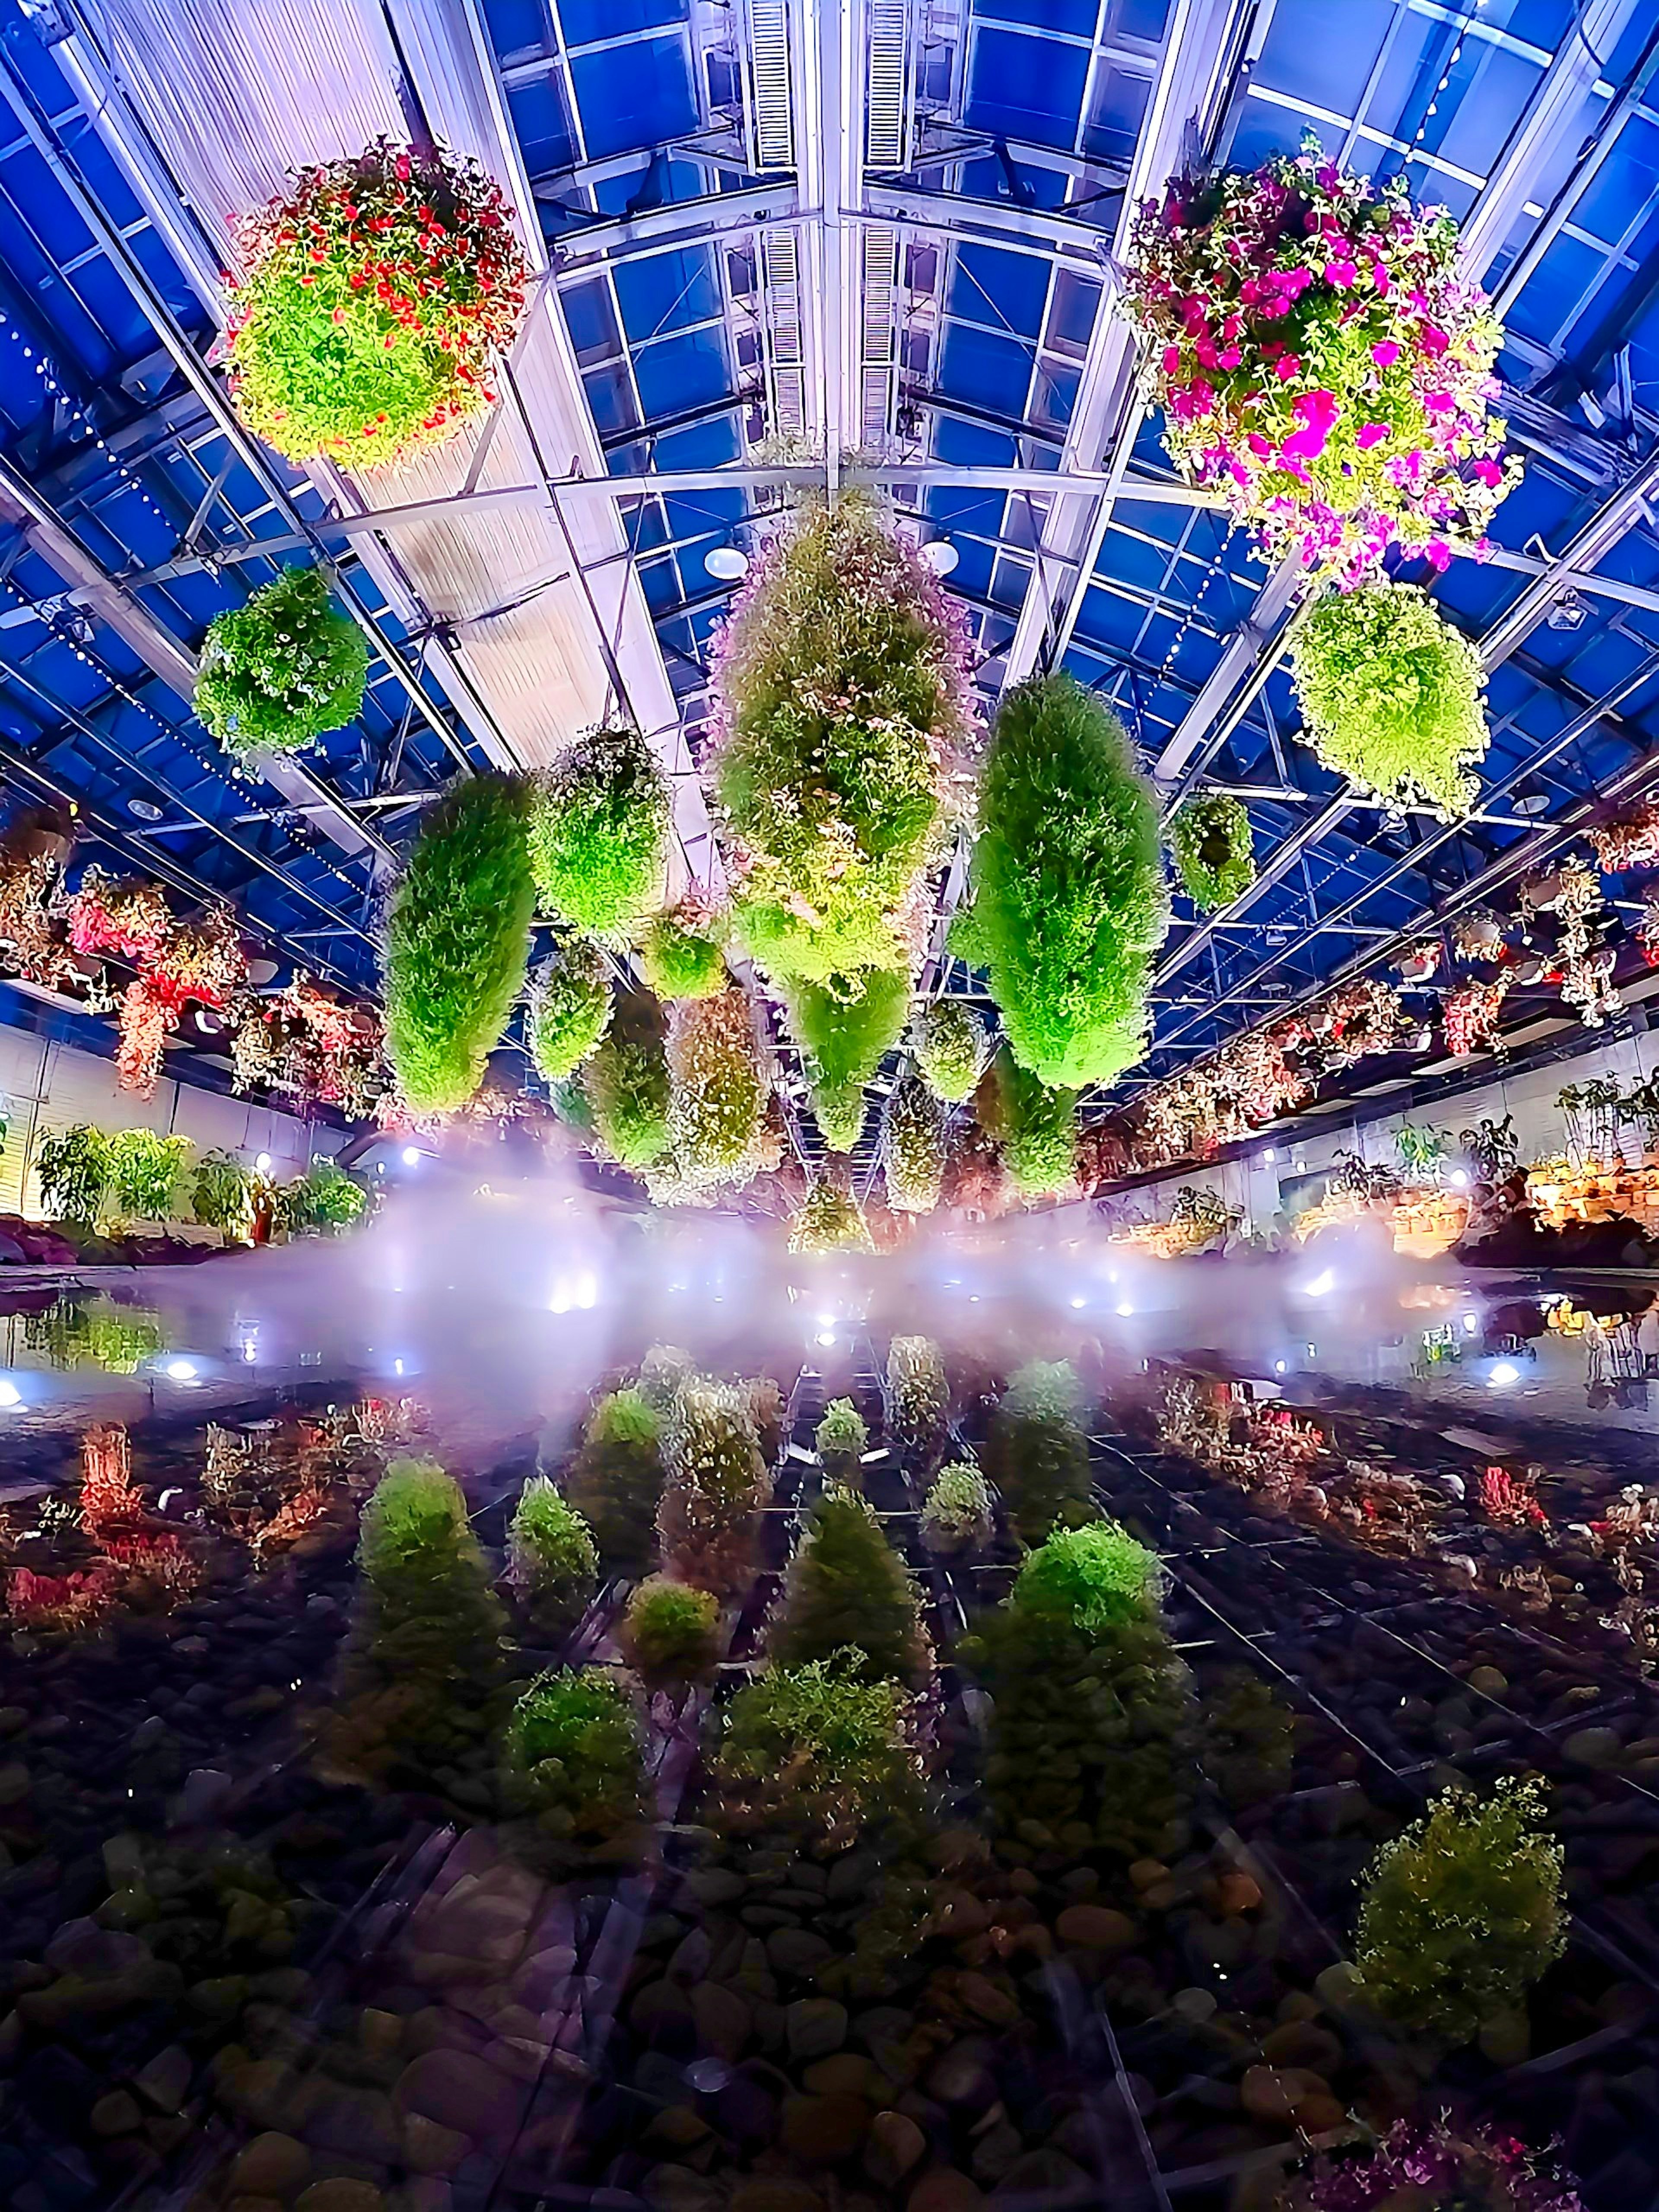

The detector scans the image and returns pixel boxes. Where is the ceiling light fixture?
[919,538,959,576]
[704,543,750,582]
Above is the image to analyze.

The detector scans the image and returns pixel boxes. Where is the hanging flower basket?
[1292,580,1488,815]
[1122,138,1516,585]
[1169,792,1254,911]
[1443,973,1510,1058]
[196,568,368,759]
[223,140,530,467]
[67,868,171,966]
[1588,799,1659,874]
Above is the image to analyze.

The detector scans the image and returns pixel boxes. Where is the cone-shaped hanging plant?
[1169,792,1254,912]
[771,1484,929,1685]
[980,1049,1077,1199]
[788,1178,875,1255]
[883,1066,945,1213]
[384,775,535,1112]
[970,674,1168,1089]
[528,726,669,937]
[639,901,728,1000]
[584,989,673,1169]
[196,568,368,759]
[528,936,612,1081]
[911,996,987,1103]
[1292,580,1488,816]
[711,493,976,989]
[666,987,769,1186]
[785,967,909,1154]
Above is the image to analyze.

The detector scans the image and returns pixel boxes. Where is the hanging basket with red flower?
[1121,137,1518,585]
[223,140,530,468]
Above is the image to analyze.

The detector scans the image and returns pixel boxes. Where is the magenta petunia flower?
[1274,353,1302,381]
[1281,387,1339,461]
[1355,422,1391,449]
[1371,340,1401,367]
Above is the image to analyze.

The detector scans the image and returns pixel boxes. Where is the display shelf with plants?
[383,774,536,1114]
[969,674,1168,1090]
[224,139,529,466]
[195,568,368,760]
[528,727,670,940]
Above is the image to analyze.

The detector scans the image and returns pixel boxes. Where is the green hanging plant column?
[784,967,910,1152]
[639,899,728,1000]
[528,937,613,1081]
[883,1067,946,1214]
[665,988,769,1189]
[711,493,977,991]
[1292,581,1488,816]
[1169,793,1254,912]
[583,990,673,1170]
[970,674,1169,1089]
[383,775,536,1113]
[224,142,530,467]
[529,727,669,938]
[196,569,369,760]
[980,1050,1077,1201]
[983,1358,1093,1545]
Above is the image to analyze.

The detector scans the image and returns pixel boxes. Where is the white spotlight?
[1462,1313,1478,1335]
[0,1379,20,1409]
[1263,1148,1276,1163]
[164,1359,199,1383]
[255,1151,272,1172]
[1070,1297,1086,1309]
[817,1331,836,1348]
[1116,1301,1134,1318]
[919,538,959,576]
[402,1146,422,1166]
[1487,1361,1520,1389]
[1449,1168,1469,1189]
[1274,1360,1287,1374]
[1302,1269,1335,1297]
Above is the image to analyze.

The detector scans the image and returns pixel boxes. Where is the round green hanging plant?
[224,140,530,467]
[970,674,1169,1090]
[196,569,368,759]
[1169,792,1254,912]
[584,990,672,1169]
[529,936,612,1081]
[639,903,727,1000]
[1291,580,1488,817]
[911,996,986,1103]
[384,775,535,1112]
[528,726,669,938]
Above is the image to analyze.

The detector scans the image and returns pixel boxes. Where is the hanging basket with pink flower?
[1122,139,1518,585]
[223,140,530,468]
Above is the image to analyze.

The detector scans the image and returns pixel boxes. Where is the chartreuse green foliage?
[35,1124,112,1224]
[815,1398,868,1479]
[982,1051,1077,1199]
[773,1484,928,1685]
[887,1335,948,1458]
[503,1668,643,1840]
[565,1388,664,1577]
[1355,1777,1566,2043]
[1011,1518,1161,1635]
[25,1295,165,1375]
[639,909,727,1000]
[983,1358,1092,1546]
[584,991,672,1170]
[191,1150,254,1236]
[970,674,1168,1088]
[966,1516,1192,1861]
[223,141,528,467]
[883,1068,945,1213]
[529,937,612,1081]
[911,996,986,1104]
[658,1380,767,1597]
[195,569,368,759]
[920,1460,994,1555]
[636,1345,693,1416]
[106,1129,194,1223]
[789,1179,874,1255]
[508,1477,598,1638]
[1170,792,1254,912]
[1201,1668,1296,1811]
[529,727,668,937]
[713,494,971,991]
[717,1653,921,1841]
[331,1458,509,1786]
[622,1575,720,1684]
[384,775,535,1112]
[1293,580,1489,817]
[274,1160,369,1234]
[785,967,909,1152]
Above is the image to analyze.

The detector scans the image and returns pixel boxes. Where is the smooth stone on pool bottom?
[1052,1905,1136,1950]
[779,2092,873,2160]
[786,1997,849,2059]
[230,2134,312,2200]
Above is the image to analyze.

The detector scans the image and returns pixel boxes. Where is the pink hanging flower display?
[1122,138,1519,586]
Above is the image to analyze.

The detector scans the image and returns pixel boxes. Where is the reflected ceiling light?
[1488,1360,1520,1388]
[164,1359,199,1382]
[255,1152,272,1172]
[1116,1301,1134,1317]
[816,1330,836,1348]
[704,544,750,582]
[0,1379,19,1408]
[1274,1360,1287,1374]
[127,797,163,822]
[1302,1270,1335,1297]
[919,538,959,576]
[402,1146,422,1166]
[1070,1297,1086,1309]
[1462,1312,1479,1334]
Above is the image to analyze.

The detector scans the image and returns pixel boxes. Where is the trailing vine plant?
[195,569,368,760]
